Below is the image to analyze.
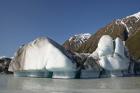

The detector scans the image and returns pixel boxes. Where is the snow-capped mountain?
[63,33,91,52]
[0,56,6,59]
[126,12,140,20]
[65,12,140,60]
[68,33,91,42]
[115,12,140,36]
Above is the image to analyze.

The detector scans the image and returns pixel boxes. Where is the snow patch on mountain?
[69,33,91,43]
[115,12,140,36]
[115,19,130,34]
[126,12,140,21]
[0,56,6,59]
[120,20,130,33]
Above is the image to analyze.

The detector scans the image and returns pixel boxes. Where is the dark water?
[0,75,140,93]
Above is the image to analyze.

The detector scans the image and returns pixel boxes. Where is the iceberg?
[8,35,130,78]
[9,37,76,75]
[91,35,130,75]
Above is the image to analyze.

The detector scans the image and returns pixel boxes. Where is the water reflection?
[0,75,140,93]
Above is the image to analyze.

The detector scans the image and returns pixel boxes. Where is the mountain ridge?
[63,33,91,52]
[63,12,140,60]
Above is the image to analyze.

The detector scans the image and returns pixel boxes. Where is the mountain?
[0,56,12,74]
[63,12,140,60]
[126,31,140,60]
[63,33,91,52]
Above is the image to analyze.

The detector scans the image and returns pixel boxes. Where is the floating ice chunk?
[94,35,130,71]
[9,37,76,72]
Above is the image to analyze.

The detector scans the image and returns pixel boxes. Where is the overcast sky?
[0,0,140,57]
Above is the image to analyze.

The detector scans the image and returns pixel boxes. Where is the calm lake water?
[0,75,140,93]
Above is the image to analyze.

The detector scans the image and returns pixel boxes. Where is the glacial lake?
[0,75,140,93]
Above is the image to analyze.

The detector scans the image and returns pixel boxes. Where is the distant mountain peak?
[115,12,140,36]
[0,56,6,59]
[69,33,91,42]
[63,33,91,52]
[126,12,140,20]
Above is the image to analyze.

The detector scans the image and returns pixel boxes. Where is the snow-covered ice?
[91,35,130,71]
[97,35,114,57]
[9,37,76,72]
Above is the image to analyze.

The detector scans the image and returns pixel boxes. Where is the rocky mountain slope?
[63,12,140,60]
[0,56,12,74]
[63,33,91,52]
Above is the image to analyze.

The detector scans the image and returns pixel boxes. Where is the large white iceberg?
[9,37,76,72]
[92,35,130,71]
[97,35,114,57]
